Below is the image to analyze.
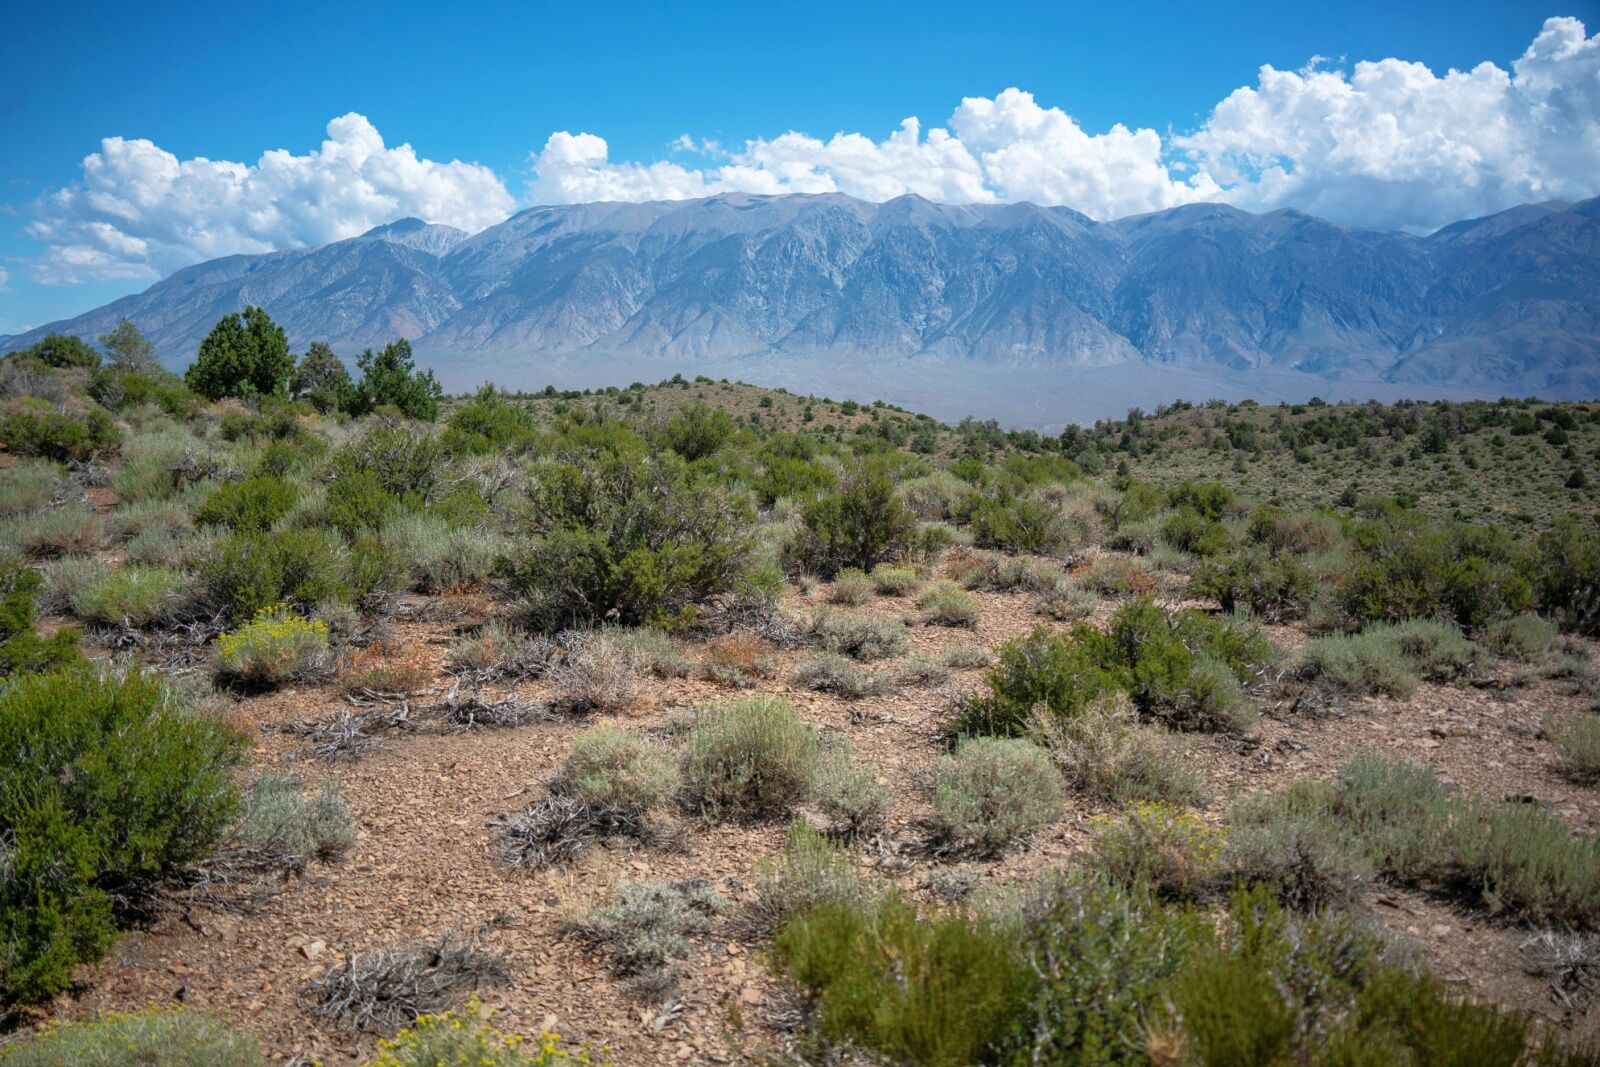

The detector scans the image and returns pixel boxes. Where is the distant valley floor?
[422,350,1522,430]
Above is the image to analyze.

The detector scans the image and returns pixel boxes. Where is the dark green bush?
[348,339,441,420]
[774,895,1034,1067]
[505,451,754,630]
[661,401,736,460]
[1192,548,1314,621]
[0,669,243,1003]
[951,625,1126,736]
[1161,508,1232,556]
[791,456,915,576]
[0,562,83,678]
[19,333,100,369]
[965,493,1071,554]
[289,341,354,414]
[184,307,293,400]
[1339,512,1533,631]
[1104,599,1269,728]
[442,385,539,454]
[199,529,351,621]
[1534,516,1600,636]
[88,367,199,416]
[194,476,298,532]
[0,400,120,460]
[333,420,448,504]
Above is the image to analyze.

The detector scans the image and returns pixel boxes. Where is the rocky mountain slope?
[8,193,1598,401]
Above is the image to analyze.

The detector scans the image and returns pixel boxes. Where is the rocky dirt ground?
[32,567,1600,1065]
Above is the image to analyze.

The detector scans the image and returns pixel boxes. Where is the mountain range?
[5,192,1597,424]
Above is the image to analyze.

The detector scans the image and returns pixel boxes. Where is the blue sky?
[2,0,1594,337]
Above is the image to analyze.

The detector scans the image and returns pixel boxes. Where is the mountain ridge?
[7,192,1598,405]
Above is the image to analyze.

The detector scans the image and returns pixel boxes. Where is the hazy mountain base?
[427,349,1500,431]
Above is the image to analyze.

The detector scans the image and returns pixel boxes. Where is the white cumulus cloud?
[529,17,1599,232]
[1177,16,1600,231]
[27,113,515,283]
[0,267,9,291]
[25,17,1600,287]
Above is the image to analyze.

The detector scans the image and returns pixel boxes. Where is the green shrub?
[0,502,106,558]
[1224,780,1371,910]
[773,895,1034,1067]
[1533,515,1600,636]
[810,741,889,836]
[1104,599,1270,723]
[1338,512,1533,631]
[235,774,357,869]
[0,400,119,460]
[506,451,754,630]
[441,386,540,455]
[660,401,735,460]
[1549,713,1600,784]
[552,726,675,811]
[966,493,1071,554]
[1379,618,1483,683]
[952,625,1125,736]
[0,668,243,1003]
[1483,614,1562,662]
[67,563,189,627]
[563,878,724,976]
[1002,873,1209,1067]
[1192,547,1315,621]
[804,607,907,660]
[1160,507,1232,557]
[919,580,980,628]
[199,528,351,621]
[0,1008,267,1066]
[791,456,915,576]
[213,605,331,684]
[870,564,921,595]
[194,475,298,532]
[0,562,83,678]
[1031,698,1203,805]
[927,737,1063,856]
[826,567,873,605]
[678,696,819,821]
[335,420,448,501]
[184,306,293,400]
[1298,631,1420,697]
[748,822,873,935]
[791,651,890,699]
[364,1002,591,1067]
[382,511,504,592]
[1090,801,1224,899]
[0,460,62,516]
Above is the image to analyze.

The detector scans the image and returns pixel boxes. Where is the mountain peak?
[359,217,470,254]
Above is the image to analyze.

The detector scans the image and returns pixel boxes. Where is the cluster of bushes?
[773,874,1598,1067]
[955,597,1271,736]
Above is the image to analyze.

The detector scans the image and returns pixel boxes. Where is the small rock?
[300,939,326,961]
